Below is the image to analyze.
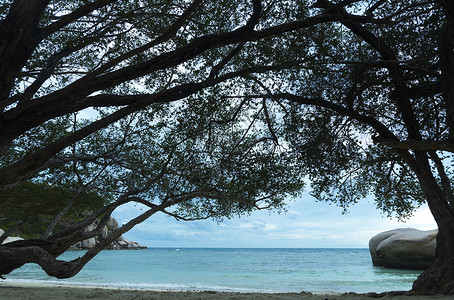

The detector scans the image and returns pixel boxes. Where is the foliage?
[1,0,454,293]
[0,181,107,238]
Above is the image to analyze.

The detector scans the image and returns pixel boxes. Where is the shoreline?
[1,281,452,300]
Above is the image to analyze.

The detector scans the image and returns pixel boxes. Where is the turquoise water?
[6,248,422,293]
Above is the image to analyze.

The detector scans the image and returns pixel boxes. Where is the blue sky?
[112,191,436,249]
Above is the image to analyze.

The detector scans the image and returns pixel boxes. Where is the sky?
[112,191,437,249]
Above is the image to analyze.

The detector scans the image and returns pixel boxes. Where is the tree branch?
[246,0,263,29]
[25,192,216,278]
[375,138,454,153]
[437,0,454,142]
[5,24,120,107]
[429,151,454,206]
[274,92,420,171]
[39,0,117,40]
[331,4,423,143]
[0,0,50,103]
[209,42,246,79]
[40,187,85,239]
[1,13,353,126]
[0,64,295,189]
[89,0,204,78]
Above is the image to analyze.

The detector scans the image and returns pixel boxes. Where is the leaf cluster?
[0,181,107,238]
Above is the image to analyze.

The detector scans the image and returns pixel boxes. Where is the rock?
[116,239,128,247]
[69,241,82,250]
[82,222,96,234]
[1,217,146,250]
[100,225,109,240]
[3,236,24,244]
[107,217,119,229]
[108,242,119,250]
[81,237,97,249]
[73,217,146,250]
[369,228,437,270]
[0,229,25,245]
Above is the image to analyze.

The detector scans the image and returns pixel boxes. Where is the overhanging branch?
[374,137,454,153]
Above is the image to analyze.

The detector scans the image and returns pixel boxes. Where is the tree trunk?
[412,225,454,295]
[413,1,454,295]
[411,154,454,295]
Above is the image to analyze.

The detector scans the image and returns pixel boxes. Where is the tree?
[0,0,452,295]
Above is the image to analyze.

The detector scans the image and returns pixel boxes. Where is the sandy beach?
[0,282,452,300]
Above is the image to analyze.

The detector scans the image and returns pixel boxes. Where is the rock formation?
[1,217,146,250]
[71,217,147,250]
[369,228,436,270]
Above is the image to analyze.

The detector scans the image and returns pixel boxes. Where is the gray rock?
[81,237,97,249]
[369,228,437,270]
[1,217,145,250]
[0,229,25,244]
[100,225,109,240]
[82,222,96,233]
[116,240,128,247]
[107,217,119,229]
[3,236,24,244]
[108,242,120,250]
[72,217,146,250]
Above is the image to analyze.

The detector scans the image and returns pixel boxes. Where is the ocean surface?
[6,248,423,294]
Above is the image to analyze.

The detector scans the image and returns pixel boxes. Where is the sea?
[5,248,423,294]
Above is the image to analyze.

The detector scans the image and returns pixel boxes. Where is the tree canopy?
[1,0,454,295]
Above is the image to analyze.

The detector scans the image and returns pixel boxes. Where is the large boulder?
[369,228,437,270]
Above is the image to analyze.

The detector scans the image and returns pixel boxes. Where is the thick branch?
[0,13,354,134]
[437,0,454,141]
[429,151,454,206]
[245,0,263,29]
[0,0,50,102]
[0,65,292,189]
[375,138,454,153]
[317,0,424,143]
[275,92,419,171]
[1,190,215,278]
[277,93,396,140]
[0,245,83,278]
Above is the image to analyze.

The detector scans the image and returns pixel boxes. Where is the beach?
[0,282,453,300]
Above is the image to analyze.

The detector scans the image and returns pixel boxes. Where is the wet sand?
[0,282,452,300]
